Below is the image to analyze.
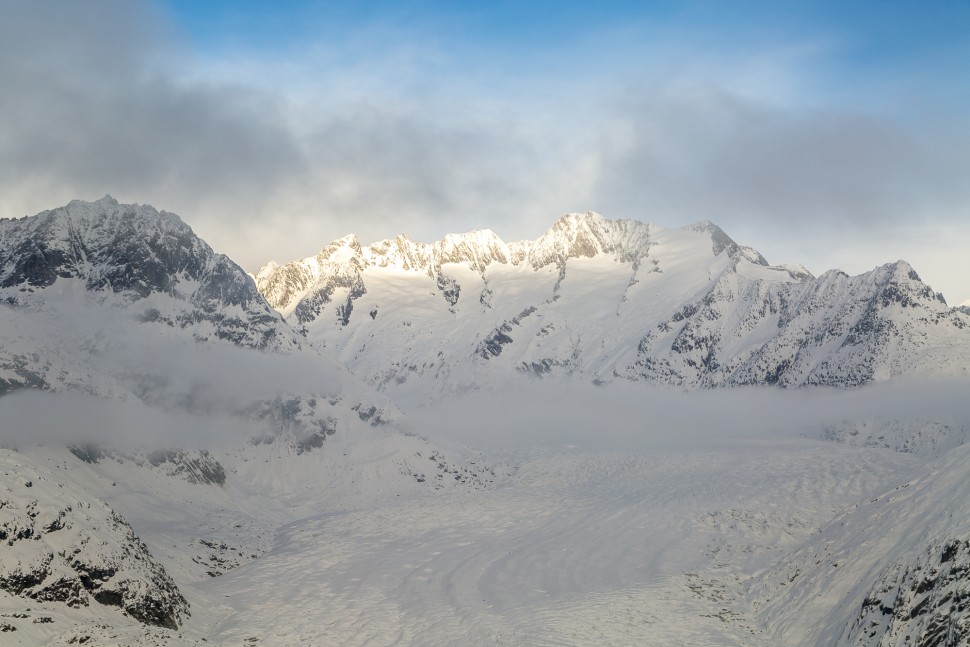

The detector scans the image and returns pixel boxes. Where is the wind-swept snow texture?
[257,212,970,405]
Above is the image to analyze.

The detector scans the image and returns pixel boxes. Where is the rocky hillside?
[0,450,188,631]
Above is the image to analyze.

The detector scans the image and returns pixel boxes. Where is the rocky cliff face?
[0,196,300,353]
[256,212,970,402]
[632,259,965,388]
[842,535,970,647]
[0,451,188,629]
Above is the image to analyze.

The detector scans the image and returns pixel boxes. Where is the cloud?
[407,378,970,455]
[0,0,305,240]
[0,0,580,268]
[1,1,967,303]
[0,289,350,449]
[576,84,970,301]
[588,85,970,235]
[0,389,262,449]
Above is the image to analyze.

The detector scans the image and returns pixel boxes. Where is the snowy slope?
[0,449,189,643]
[751,441,970,646]
[256,212,970,404]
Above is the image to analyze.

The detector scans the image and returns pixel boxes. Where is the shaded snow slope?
[256,212,970,404]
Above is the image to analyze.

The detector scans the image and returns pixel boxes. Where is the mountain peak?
[68,194,119,208]
[0,198,300,352]
[682,220,739,257]
[317,234,363,263]
[551,211,606,227]
[683,218,718,231]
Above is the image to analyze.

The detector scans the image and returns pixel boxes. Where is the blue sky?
[163,0,968,106]
[2,0,969,302]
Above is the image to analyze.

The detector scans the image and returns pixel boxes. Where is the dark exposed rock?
[479,306,538,360]
[352,403,389,427]
[246,396,342,450]
[480,328,514,359]
[0,197,301,353]
[145,449,227,486]
[436,272,461,306]
[68,444,106,464]
[842,536,970,646]
[0,456,189,629]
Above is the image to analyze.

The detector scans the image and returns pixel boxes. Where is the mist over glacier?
[407,377,970,453]
[0,389,260,449]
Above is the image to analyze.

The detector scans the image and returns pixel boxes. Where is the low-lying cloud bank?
[2,372,968,457]
[0,389,262,450]
[407,378,970,454]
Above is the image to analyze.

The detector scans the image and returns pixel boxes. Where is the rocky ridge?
[256,212,970,402]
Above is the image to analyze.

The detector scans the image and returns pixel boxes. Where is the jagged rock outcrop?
[0,451,189,628]
[842,536,970,646]
[68,446,228,485]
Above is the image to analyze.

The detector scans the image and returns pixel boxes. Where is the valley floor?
[2,417,923,646]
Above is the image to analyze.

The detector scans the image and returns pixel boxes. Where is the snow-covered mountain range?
[1,197,969,645]
[256,211,970,403]
[0,198,496,642]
